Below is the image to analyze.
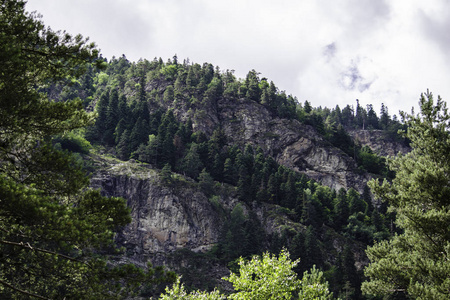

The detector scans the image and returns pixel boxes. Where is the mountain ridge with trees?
[5,1,448,299]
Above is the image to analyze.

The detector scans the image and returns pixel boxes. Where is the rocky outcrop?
[348,129,410,157]
[150,84,369,192]
[90,157,226,264]
[217,98,369,192]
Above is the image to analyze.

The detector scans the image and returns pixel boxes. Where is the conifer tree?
[117,129,131,160]
[104,88,119,145]
[95,91,109,140]
[198,168,214,197]
[334,188,350,231]
[118,93,129,123]
[379,103,390,129]
[362,91,450,299]
[180,143,203,179]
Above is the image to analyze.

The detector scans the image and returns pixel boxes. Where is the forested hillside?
[8,2,449,300]
[45,54,412,299]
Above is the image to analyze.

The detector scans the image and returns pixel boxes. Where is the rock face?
[215,98,369,192]
[151,84,369,192]
[90,159,225,264]
[348,129,410,157]
[89,156,369,279]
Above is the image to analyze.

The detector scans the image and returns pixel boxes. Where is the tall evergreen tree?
[363,91,450,299]
[333,188,350,231]
[180,143,203,179]
[117,93,130,125]
[94,91,109,140]
[104,88,119,145]
[379,103,390,129]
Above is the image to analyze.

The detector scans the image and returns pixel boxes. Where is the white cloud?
[26,0,450,116]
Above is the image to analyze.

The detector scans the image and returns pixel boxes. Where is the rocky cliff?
[348,129,410,157]
[89,154,368,275]
[90,156,224,265]
[164,96,370,193]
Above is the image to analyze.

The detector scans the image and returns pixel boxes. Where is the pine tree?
[117,129,131,160]
[339,245,362,299]
[223,157,236,185]
[104,88,119,145]
[379,103,390,129]
[347,188,367,215]
[198,168,214,197]
[245,70,261,101]
[362,91,450,299]
[129,117,149,153]
[180,143,203,179]
[333,188,350,231]
[303,225,322,270]
[117,93,130,125]
[366,104,379,129]
[94,91,109,140]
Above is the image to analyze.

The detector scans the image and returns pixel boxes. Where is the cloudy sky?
[27,0,450,117]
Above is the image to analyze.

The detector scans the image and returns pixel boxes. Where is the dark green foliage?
[333,188,350,231]
[129,117,149,153]
[52,130,92,154]
[94,92,109,140]
[198,168,214,196]
[302,226,323,271]
[363,92,450,299]
[117,129,131,160]
[0,1,174,298]
[160,163,173,185]
[221,204,248,261]
[338,245,363,299]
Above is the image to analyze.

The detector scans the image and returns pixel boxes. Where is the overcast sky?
[27,0,450,117]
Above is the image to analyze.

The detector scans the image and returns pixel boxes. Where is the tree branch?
[0,278,50,300]
[0,239,85,264]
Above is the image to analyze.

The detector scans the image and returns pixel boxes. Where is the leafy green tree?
[298,265,334,300]
[226,250,301,299]
[0,2,174,298]
[362,91,450,299]
[226,250,333,300]
[162,251,333,299]
[159,276,225,300]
